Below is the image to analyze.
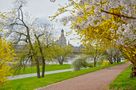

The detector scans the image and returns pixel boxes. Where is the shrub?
[72,58,90,71]
[0,38,15,86]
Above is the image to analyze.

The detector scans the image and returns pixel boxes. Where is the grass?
[1,62,124,90]
[14,64,71,75]
[110,65,136,90]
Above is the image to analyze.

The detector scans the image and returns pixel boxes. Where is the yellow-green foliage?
[0,38,15,85]
[52,44,73,59]
[33,42,73,60]
[121,46,136,66]
[101,60,110,67]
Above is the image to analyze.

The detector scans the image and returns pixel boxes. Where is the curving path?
[38,63,130,90]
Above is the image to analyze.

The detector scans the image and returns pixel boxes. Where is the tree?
[2,0,55,78]
[33,19,56,77]
[9,3,41,78]
[1,2,55,77]
[83,40,106,67]
[53,44,73,65]
[106,47,122,64]
[0,38,15,86]
[52,0,136,76]
[33,31,55,77]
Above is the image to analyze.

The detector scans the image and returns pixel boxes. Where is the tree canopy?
[52,0,136,76]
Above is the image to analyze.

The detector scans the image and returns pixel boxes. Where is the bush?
[72,58,92,71]
[0,38,15,86]
[101,60,110,67]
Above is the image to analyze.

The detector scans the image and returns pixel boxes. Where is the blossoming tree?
[52,0,136,77]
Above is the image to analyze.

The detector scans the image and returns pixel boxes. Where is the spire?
[61,29,64,37]
[61,29,64,32]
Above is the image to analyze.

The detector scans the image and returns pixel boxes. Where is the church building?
[56,29,67,46]
[56,29,83,53]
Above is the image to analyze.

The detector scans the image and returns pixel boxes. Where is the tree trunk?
[108,56,113,64]
[61,57,65,65]
[116,57,121,63]
[26,28,41,78]
[58,56,64,65]
[36,58,41,78]
[94,57,97,67]
[58,61,63,65]
[113,57,116,63]
[41,59,45,77]
[34,34,46,77]
[131,65,136,77]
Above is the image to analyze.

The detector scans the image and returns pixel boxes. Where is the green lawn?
[110,65,136,90]
[1,62,124,90]
[14,64,71,75]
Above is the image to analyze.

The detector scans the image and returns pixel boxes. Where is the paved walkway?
[8,69,73,80]
[38,63,130,90]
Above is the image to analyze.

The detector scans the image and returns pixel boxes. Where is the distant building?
[56,29,83,53]
[56,29,67,46]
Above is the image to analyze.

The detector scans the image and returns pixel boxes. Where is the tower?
[56,29,67,46]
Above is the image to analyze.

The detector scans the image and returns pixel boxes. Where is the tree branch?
[37,33,44,38]
[101,10,136,19]
[13,31,27,37]
[10,22,24,26]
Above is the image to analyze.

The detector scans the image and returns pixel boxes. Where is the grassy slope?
[110,66,136,90]
[14,64,71,75]
[1,63,124,90]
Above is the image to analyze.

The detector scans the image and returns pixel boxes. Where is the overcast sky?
[0,0,81,46]
[0,0,67,18]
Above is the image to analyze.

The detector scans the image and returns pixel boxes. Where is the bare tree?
[8,1,42,78]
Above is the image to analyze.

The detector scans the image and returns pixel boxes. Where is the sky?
[0,0,81,46]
